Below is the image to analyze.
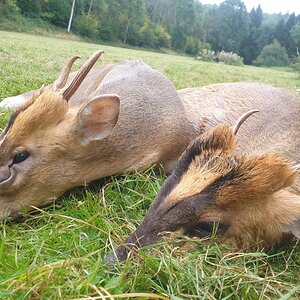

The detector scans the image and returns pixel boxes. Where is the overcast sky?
[199,0,300,15]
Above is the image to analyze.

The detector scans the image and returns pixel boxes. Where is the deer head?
[105,111,300,263]
[0,51,120,219]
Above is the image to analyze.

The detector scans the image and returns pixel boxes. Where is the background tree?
[254,39,290,66]
[240,5,263,64]
[291,22,300,56]
[16,0,41,17]
[41,0,71,28]
[0,0,19,16]
[204,0,250,55]
[1,0,300,65]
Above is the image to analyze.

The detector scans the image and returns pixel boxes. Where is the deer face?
[0,51,120,219]
[105,121,300,263]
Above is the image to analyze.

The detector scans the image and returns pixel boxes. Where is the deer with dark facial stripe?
[105,112,300,263]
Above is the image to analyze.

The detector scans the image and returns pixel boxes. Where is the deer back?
[179,83,300,162]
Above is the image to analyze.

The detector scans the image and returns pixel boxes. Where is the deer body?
[106,123,300,263]
[66,60,194,173]
[104,82,300,264]
[179,83,300,163]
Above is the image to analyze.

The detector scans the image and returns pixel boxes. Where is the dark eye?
[12,151,30,164]
[184,221,227,238]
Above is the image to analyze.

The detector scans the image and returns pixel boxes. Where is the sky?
[199,0,300,15]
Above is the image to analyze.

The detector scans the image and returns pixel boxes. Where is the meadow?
[0,31,299,299]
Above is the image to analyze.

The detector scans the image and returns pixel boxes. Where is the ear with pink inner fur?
[75,94,120,143]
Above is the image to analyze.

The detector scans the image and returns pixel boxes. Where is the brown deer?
[105,112,300,263]
[1,50,300,223]
[0,51,194,219]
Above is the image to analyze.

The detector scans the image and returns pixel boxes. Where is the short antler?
[53,55,81,91]
[62,50,104,101]
[232,109,259,135]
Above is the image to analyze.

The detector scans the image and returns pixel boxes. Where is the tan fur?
[179,127,300,249]
[217,189,300,249]
[165,125,238,205]
[107,123,300,263]
[179,84,300,164]
[217,154,298,205]
[9,92,68,139]
[168,164,220,205]
[0,55,193,219]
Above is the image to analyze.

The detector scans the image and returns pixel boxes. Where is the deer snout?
[104,218,163,264]
[0,165,13,185]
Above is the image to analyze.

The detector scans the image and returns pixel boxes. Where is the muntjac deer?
[1,50,300,223]
[0,51,194,219]
[105,113,300,263]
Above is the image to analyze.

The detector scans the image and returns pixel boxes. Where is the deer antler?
[53,55,81,91]
[232,109,259,135]
[62,50,104,101]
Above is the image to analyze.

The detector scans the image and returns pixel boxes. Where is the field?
[0,31,299,299]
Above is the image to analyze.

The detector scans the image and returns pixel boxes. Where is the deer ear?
[75,94,120,143]
[200,124,237,154]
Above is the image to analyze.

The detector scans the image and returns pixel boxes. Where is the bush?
[155,25,171,48]
[184,36,200,55]
[217,50,244,66]
[75,13,99,38]
[254,39,290,67]
[291,57,300,77]
[197,49,243,66]
[139,19,171,48]
[197,49,216,62]
[0,0,19,16]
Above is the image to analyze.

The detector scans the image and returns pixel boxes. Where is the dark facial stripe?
[202,168,238,195]
[0,111,19,140]
[149,143,227,213]
[173,134,220,179]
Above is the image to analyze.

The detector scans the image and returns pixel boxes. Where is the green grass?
[0,31,299,299]
[0,15,81,42]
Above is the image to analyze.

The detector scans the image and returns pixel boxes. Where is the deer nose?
[0,166,12,183]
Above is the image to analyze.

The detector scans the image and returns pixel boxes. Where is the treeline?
[1,0,300,66]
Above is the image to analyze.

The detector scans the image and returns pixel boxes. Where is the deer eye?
[12,151,30,164]
[184,221,227,237]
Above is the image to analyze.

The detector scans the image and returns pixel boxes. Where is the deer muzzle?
[0,165,13,186]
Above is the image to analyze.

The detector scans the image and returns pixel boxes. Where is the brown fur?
[1,54,300,253]
[105,124,300,263]
[179,84,300,164]
[0,54,193,219]
[183,126,300,248]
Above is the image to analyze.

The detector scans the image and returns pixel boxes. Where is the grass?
[0,31,299,299]
[0,15,81,42]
